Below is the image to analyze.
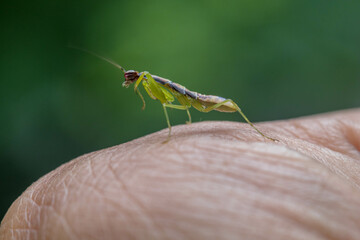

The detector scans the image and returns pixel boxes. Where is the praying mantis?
[73,47,277,142]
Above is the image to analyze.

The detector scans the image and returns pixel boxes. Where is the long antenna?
[69,45,126,73]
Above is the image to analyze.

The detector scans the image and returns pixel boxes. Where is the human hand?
[1,109,360,240]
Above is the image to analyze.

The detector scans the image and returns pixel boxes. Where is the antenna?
[69,45,126,73]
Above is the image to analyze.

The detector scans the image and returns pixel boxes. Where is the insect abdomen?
[152,74,235,112]
[197,94,236,112]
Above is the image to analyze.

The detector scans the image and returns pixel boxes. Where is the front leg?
[134,72,146,92]
[133,72,147,109]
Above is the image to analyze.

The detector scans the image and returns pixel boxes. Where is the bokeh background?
[1,0,360,218]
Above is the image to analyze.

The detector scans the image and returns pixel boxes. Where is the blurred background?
[1,0,360,218]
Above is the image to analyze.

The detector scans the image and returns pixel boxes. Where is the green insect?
[73,47,276,142]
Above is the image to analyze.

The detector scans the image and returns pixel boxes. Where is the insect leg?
[163,103,189,110]
[174,94,192,124]
[162,104,172,142]
[134,72,146,92]
[186,108,191,124]
[131,72,147,109]
[163,103,192,124]
[135,88,146,110]
[142,81,157,100]
[144,72,168,104]
[201,99,277,141]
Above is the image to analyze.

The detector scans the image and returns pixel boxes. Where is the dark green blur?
[1,0,360,218]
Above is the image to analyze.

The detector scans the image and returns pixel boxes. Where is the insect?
[72,47,277,142]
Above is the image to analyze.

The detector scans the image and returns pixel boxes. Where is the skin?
[1,109,360,240]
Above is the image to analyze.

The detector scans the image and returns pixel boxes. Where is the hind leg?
[197,99,277,141]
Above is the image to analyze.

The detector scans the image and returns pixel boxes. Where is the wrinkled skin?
[1,109,360,240]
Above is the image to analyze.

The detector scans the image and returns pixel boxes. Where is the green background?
[1,0,359,218]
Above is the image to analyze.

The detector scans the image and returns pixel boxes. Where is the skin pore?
[1,109,360,240]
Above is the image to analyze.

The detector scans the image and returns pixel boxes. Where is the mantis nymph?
[74,47,277,142]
